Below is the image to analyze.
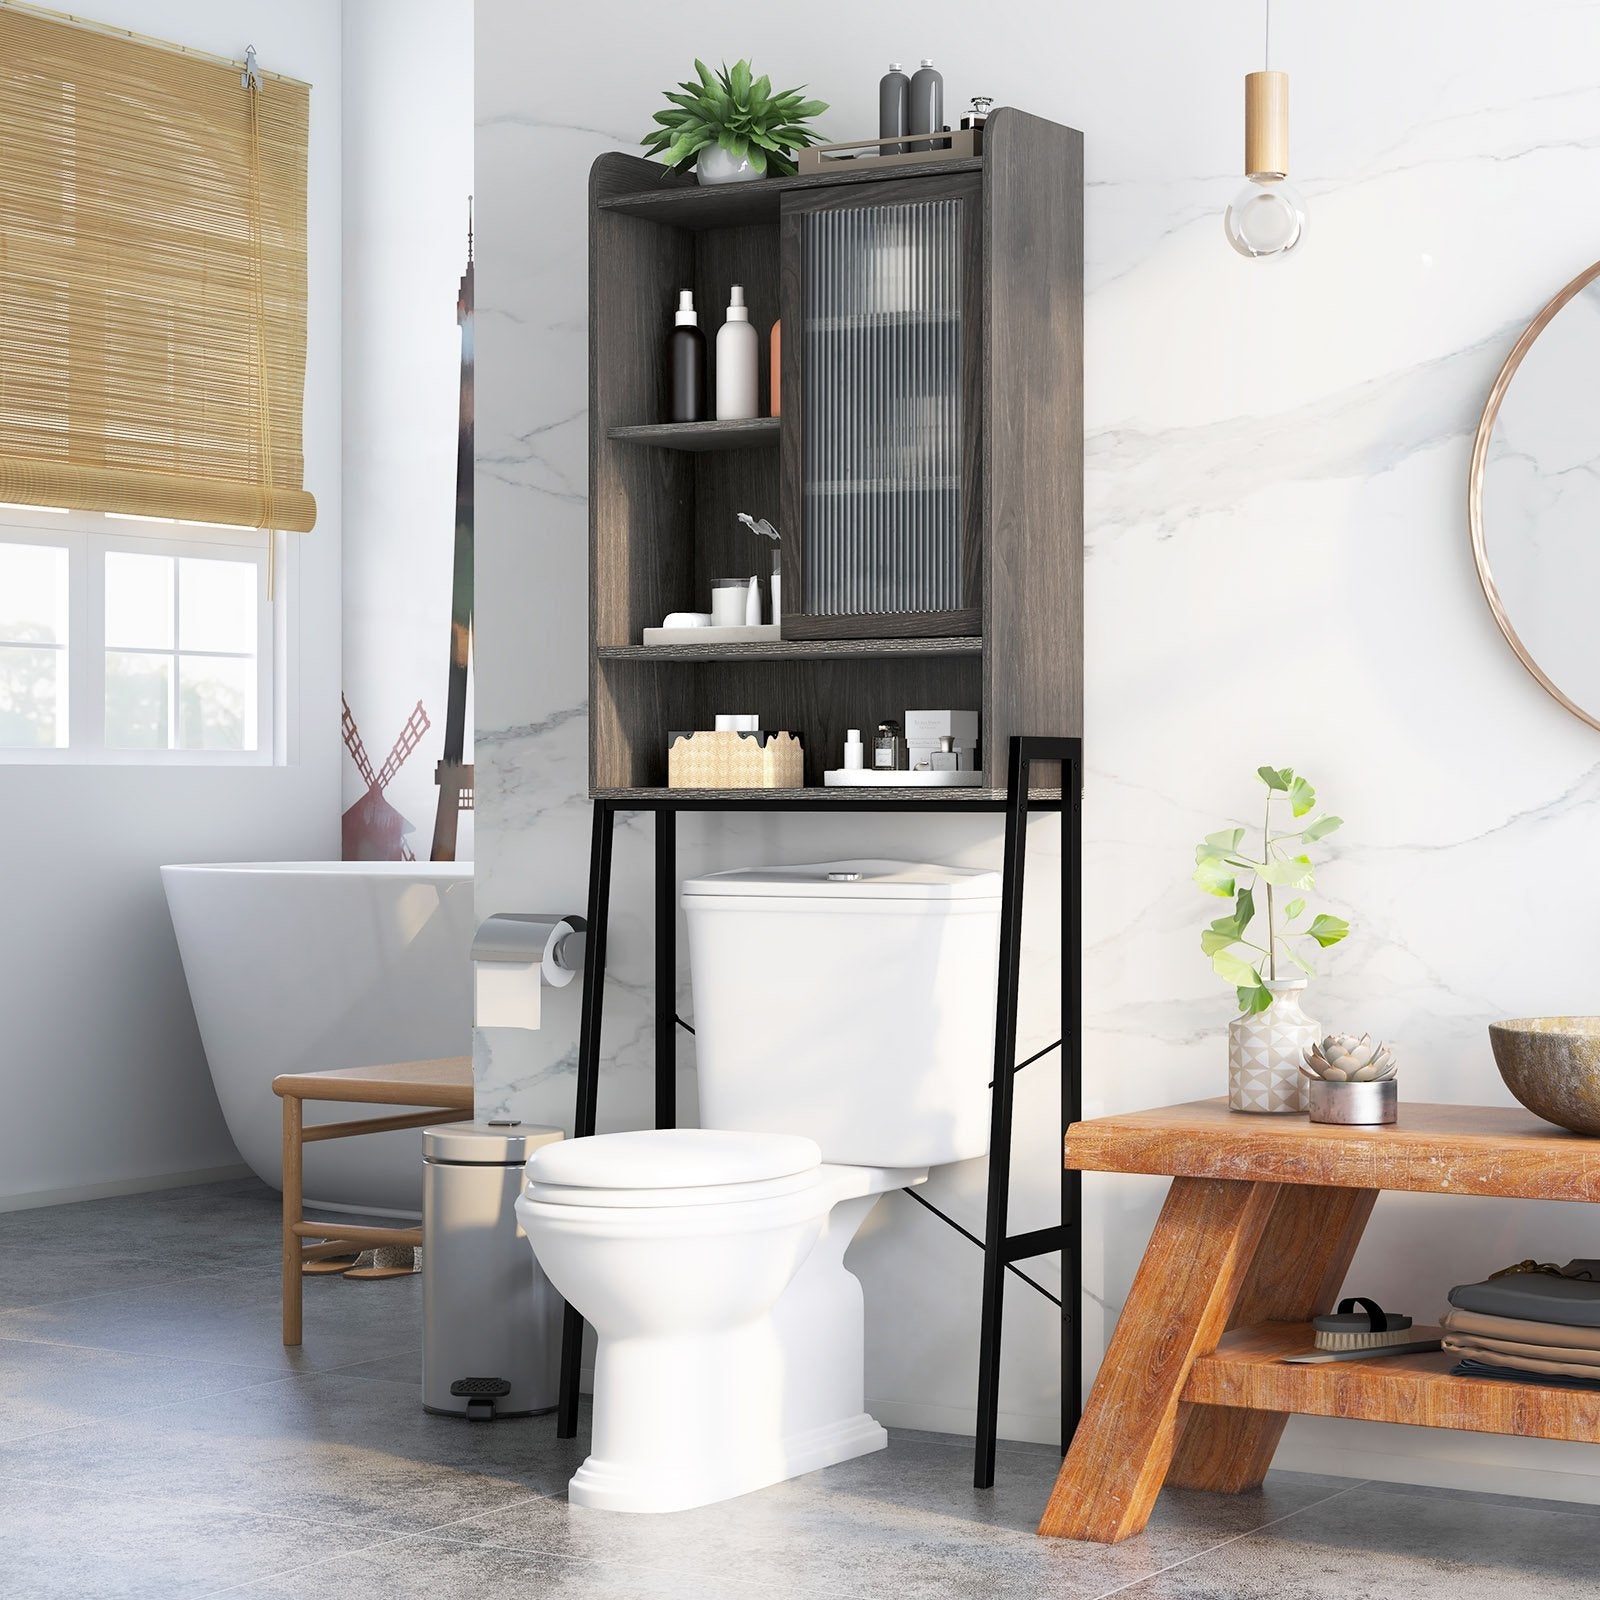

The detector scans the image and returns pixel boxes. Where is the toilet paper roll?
[472,914,582,1030]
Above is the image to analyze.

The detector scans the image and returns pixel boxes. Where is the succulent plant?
[642,59,828,179]
[1302,1033,1398,1083]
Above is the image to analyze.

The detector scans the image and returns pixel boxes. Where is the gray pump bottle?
[908,58,943,153]
[878,63,909,156]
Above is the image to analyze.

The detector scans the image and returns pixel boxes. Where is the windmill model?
[341,694,432,861]
[431,204,475,861]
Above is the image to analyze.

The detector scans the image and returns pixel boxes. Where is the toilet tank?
[682,860,1003,1167]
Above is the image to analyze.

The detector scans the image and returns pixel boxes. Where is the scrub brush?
[1312,1297,1414,1351]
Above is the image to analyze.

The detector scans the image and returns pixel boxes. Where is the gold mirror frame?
[1469,258,1600,735]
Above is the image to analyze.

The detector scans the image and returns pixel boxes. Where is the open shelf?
[1185,1323,1600,1444]
[608,418,779,452]
[593,785,1064,808]
[597,156,985,229]
[597,637,983,663]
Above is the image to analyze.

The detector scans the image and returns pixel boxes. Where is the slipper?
[301,1239,363,1275]
[343,1244,421,1280]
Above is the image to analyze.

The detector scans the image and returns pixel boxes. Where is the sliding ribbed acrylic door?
[781,174,980,638]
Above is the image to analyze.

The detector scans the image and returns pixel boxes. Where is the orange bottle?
[770,319,781,417]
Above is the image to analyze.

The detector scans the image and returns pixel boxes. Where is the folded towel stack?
[1442,1261,1600,1388]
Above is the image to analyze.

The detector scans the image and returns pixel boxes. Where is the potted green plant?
[642,59,827,186]
[1194,766,1350,1113]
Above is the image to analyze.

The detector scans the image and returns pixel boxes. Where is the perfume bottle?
[960,96,993,132]
[873,720,906,770]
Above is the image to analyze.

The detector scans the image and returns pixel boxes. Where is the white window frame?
[0,503,284,766]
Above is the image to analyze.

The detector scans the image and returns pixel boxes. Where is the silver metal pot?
[1307,1077,1396,1126]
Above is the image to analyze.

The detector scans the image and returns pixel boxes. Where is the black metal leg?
[655,810,676,1131]
[557,800,615,1439]
[975,736,1031,1489]
[1062,741,1084,1450]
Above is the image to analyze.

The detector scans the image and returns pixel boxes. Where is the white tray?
[823,768,983,787]
[642,624,780,646]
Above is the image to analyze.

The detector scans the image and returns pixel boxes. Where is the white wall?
[475,0,1600,1499]
[341,0,475,859]
[0,0,343,1209]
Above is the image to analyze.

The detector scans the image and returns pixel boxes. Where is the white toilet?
[516,859,1002,1514]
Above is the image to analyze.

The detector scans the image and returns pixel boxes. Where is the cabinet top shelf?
[597,155,985,229]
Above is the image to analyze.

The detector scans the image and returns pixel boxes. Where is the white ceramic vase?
[1228,977,1317,1114]
[697,144,761,186]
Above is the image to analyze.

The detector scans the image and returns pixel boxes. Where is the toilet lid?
[526,1128,821,1192]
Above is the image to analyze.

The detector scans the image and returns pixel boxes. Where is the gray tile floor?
[0,1181,1594,1598]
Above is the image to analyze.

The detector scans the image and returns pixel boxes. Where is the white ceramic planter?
[1228,977,1317,1114]
[697,144,760,186]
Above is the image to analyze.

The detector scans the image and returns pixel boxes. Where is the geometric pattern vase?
[1228,977,1317,1114]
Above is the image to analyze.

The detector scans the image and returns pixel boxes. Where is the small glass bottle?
[873,720,906,771]
[960,96,993,132]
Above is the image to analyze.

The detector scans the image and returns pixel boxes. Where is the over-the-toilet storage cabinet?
[588,108,1082,797]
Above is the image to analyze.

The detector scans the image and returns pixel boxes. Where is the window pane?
[178,557,257,655]
[105,552,174,649]
[0,644,66,747]
[179,655,253,751]
[106,651,171,748]
[0,543,68,645]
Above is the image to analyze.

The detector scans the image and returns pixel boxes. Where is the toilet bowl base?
[569,1410,888,1514]
[522,1163,922,1515]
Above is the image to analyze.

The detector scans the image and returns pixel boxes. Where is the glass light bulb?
[1223,176,1307,258]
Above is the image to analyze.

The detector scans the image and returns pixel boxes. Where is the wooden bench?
[271,1058,473,1345]
[1040,1097,1600,1543]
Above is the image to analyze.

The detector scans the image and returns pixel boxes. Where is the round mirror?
[1471,261,1600,732]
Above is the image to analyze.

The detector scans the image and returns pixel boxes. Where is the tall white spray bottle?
[716,285,760,420]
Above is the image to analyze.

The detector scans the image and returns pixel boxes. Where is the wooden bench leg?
[281,1092,303,1347]
[1166,1183,1378,1494]
[1037,1176,1281,1544]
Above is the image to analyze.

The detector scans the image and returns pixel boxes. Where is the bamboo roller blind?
[0,6,314,530]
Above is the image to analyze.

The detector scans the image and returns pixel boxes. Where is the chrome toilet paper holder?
[471,913,588,1031]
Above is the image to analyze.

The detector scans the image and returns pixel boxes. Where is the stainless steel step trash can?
[422,1120,563,1419]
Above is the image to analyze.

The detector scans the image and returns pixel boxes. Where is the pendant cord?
[1264,0,1271,71]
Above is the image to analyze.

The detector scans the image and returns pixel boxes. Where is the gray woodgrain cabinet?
[587,109,1081,798]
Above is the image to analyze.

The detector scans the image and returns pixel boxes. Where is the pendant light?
[1223,0,1306,258]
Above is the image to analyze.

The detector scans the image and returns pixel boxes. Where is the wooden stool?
[272,1058,473,1346]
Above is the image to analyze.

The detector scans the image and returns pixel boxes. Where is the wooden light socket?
[1244,70,1289,179]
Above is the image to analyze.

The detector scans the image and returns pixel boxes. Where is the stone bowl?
[1489,1017,1600,1135]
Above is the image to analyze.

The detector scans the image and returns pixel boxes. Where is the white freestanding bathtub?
[162,861,475,1215]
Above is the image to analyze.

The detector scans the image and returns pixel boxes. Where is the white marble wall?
[476,0,1600,1491]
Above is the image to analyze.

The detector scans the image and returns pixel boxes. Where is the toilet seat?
[525,1127,824,1209]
